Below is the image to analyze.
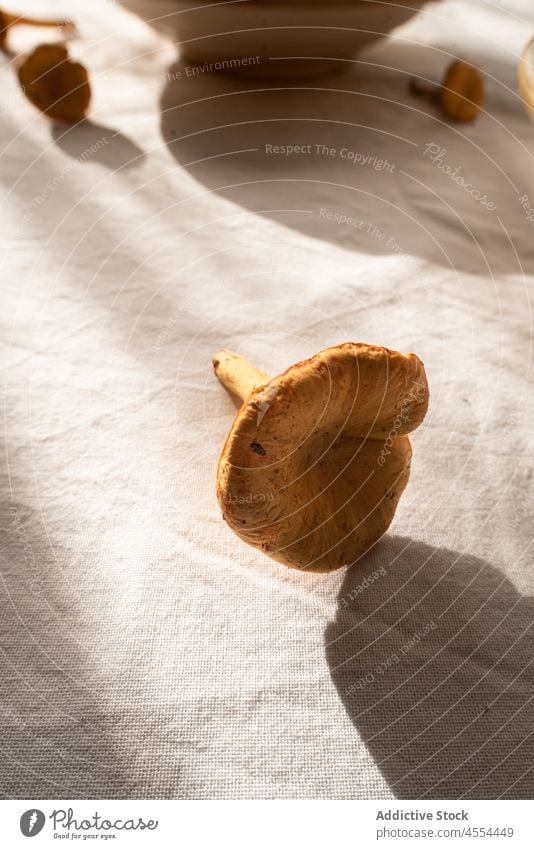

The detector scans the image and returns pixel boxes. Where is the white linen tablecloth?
[1,0,534,799]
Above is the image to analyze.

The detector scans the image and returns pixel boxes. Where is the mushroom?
[410,60,484,123]
[0,9,75,54]
[213,343,429,573]
[519,36,534,122]
[17,43,90,123]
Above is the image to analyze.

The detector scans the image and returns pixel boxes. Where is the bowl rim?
[176,0,432,6]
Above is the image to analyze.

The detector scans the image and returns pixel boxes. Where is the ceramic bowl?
[168,0,433,79]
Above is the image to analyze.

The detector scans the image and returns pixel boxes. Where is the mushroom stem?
[0,10,76,54]
[213,349,270,401]
[2,12,75,30]
[408,77,440,99]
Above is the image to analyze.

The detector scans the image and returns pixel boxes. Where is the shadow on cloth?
[0,493,144,798]
[118,0,534,273]
[325,536,534,799]
[51,121,145,170]
[156,55,534,276]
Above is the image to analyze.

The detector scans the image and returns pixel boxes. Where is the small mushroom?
[0,9,75,54]
[17,43,90,123]
[410,60,484,123]
[213,343,429,573]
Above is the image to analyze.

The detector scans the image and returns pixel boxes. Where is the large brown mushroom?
[213,343,429,573]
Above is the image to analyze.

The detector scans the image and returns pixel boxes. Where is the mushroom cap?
[18,44,91,123]
[441,60,483,123]
[217,343,429,572]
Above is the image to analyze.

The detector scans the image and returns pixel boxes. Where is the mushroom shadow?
[51,121,145,170]
[325,536,534,799]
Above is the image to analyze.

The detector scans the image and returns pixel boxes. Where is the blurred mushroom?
[441,61,484,122]
[0,8,74,54]
[213,343,429,573]
[17,43,90,123]
[410,60,484,123]
[519,36,534,121]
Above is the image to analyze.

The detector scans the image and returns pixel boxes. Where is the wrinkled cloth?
[1,0,533,799]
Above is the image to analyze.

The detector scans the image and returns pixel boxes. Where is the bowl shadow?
[158,54,534,276]
[325,535,534,799]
